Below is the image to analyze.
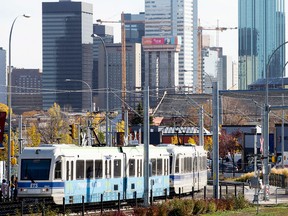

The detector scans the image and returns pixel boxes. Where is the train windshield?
[21,159,51,181]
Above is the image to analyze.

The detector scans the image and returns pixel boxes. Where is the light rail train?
[17,143,207,204]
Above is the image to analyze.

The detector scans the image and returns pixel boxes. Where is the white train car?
[17,144,171,204]
[163,144,207,194]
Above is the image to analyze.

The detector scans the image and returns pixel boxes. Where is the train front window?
[21,159,51,181]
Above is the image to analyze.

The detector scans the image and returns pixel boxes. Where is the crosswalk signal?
[69,124,77,139]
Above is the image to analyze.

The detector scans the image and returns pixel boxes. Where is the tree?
[37,103,71,144]
[219,129,242,165]
[26,125,41,147]
[130,103,153,126]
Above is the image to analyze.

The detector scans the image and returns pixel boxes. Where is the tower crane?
[197,20,237,93]
[97,12,146,114]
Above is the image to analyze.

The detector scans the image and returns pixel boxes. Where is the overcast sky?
[0,0,239,69]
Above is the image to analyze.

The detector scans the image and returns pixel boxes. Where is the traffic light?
[69,124,77,139]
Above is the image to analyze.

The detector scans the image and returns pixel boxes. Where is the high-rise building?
[11,68,42,114]
[96,43,141,111]
[238,0,285,89]
[92,24,114,106]
[145,0,198,92]
[42,0,93,112]
[124,13,145,86]
[0,48,6,105]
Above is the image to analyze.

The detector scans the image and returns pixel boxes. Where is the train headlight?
[20,188,27,192]
[42,188,49,192]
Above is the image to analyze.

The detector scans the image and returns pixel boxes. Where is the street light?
[65,79,93,112]
[8,14,30,199]
[91,33,110,146]
[264,41,288,200]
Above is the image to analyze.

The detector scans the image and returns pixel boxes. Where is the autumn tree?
[219,129,242,165]
[37,103,71,144]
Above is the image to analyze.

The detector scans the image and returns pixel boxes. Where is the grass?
[202,204,288,216]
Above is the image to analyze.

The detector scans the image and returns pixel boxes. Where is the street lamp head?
[23,14,31,18]
[91,33,99,38]
[65,79,71,82]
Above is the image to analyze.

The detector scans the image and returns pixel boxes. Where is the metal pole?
[212,82,219,199]
[19,115,23,154]
[91,34,110,147]
[264,41,288,200]
[143,86,150,207]
[8,14,30,199]
[199,106,204,146]
[281,61,288,168]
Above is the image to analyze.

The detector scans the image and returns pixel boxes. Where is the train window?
[95,160,103,179]
[181,158,184,173]
[54,161,62,179]
[76,160,84,179]
[137,159,142,177]
[163,159,167,175]
[184,158,188,173]
[151,159,156,176]
[71,161,74,180]
[129,159,135,177]
[114,159,121,178]
[86,160,93,179]
[21,159,51,181]
[157,158,162,175]
[169,156,173,174]
[105,160,111,178]
[66,161,69,180]
[175,155,179,174]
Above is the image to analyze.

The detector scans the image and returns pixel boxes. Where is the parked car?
[219,163,238,173]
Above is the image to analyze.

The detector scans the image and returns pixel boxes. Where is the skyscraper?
[145,0,198,92]
[238,0,285,89]
[42,0,93,112]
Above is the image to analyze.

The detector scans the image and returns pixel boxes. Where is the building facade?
[96,43,142,111]
[42,0,93,112]
[0,48,6,105]
[11,68,42,114]
[238,0,285,89]
[145,0,198,92]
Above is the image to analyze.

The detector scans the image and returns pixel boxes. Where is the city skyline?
[0,0,238,69]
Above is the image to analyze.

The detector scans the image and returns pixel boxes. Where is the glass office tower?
[238,0,285,89]
[42,1,93,111]
[145,0,198,92]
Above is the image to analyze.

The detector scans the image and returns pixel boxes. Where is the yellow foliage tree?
[0,103,8,115]
[26,125,41,147]
[188,137,196,145]
[116,121,125,132]
[171,135,182,145]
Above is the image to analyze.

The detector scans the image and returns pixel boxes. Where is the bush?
[167,198,194,216]
[206,199,217,213]
[234,194,251,210]
[193,199,206,215]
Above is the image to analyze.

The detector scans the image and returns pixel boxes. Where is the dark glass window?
[54,161,62,179]
[76,160,84,179]
[21,159,51,181]
[114,159,121,178]
[95,160,103,179]
[129,159,135,177]
[86,160,93,179]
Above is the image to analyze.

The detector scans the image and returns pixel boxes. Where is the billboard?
[142,36,181,46]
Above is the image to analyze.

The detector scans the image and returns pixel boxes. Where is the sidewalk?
[244,185,288,205]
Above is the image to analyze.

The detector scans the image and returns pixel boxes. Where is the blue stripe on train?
[18,182,64,188]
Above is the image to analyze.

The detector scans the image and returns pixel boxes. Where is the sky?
[0,0,239,69]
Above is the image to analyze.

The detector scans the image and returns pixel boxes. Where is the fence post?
[234,185,237,197]
[118,193,121,212]
[179,188,181,199]
[101,194,103,215]
[21,201,24,216]
[204,186,207,199]
[150,189,153,205]
[82,195,84,216]
[134,191,137,207]
[192,186,194,199]
[62,197,65,215]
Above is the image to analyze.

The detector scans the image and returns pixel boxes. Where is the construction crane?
[97,12,146,115]
[197,20,237,93]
